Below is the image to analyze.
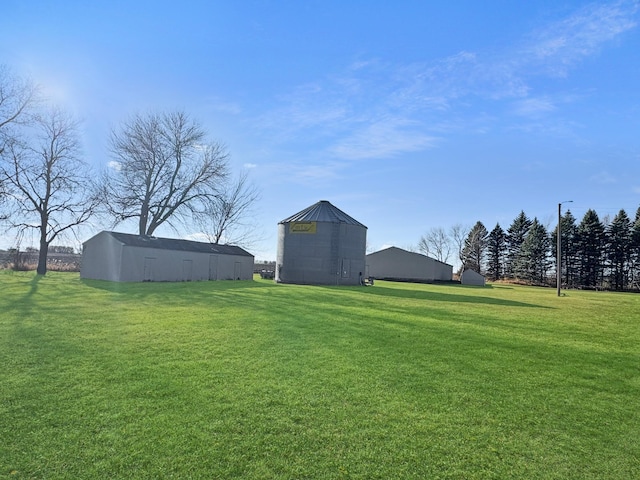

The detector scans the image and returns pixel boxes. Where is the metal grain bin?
[276,200,367,285]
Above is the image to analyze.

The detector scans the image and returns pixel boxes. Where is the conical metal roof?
[280,200,366,227]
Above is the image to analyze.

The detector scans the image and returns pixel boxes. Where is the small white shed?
[365,246,453,283]
[81,231,254,282]
[460,269,486,286]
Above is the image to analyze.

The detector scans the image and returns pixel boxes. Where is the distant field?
[0,252,81,271]
[1,272,639,479]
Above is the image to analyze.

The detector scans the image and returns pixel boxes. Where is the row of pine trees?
[462,207,640,291]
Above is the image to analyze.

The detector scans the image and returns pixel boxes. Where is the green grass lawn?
[1,271,639,479]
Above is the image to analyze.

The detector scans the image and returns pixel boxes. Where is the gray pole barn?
[366,246,453,283]
[276,200,367,285]
[80,231,254,282]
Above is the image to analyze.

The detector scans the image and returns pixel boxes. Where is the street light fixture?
[557,200,573,296]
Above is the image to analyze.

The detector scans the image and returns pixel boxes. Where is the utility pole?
[557,200,573,296]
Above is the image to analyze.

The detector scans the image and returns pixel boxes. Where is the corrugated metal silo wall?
[276,221,366,285]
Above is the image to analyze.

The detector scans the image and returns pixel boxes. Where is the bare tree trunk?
[37,228,48,275]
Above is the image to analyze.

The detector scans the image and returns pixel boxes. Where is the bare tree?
[195,170,261,247]
[418,227,452,263]
[1,65,39,219]
[0,107,99,275]
[101,110,229,236]
[449,223,470,272]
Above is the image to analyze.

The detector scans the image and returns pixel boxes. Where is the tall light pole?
[557,200,573,296]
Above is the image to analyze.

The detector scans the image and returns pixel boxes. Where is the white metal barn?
[80,231,254,282]
[365,246,453,283]
[276,200,367,285]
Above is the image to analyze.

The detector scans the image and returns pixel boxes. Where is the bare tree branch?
[0,65,38,132]
[101,110,229,235]
[195,170,261,247]
[0,65,39,220]
[418,227,452,263]
[449,223,470,272]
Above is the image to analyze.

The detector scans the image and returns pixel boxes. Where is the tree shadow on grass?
[1,273,43,315]
[358,284,551,309]
[78,276,552,312]
[80,277,271,299]
[27,273,42,297]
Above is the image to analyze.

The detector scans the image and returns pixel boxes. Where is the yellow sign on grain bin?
[290,221,317,234]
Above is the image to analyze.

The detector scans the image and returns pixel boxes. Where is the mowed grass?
[1,272,639,479]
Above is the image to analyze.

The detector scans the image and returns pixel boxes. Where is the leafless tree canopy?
[0,65,37,133]
[195,170,261,247]
[449,223,470,271]
[0,65,39,219]
[0,107,99,274]
[102,110,229,236]
[418,227,452,264]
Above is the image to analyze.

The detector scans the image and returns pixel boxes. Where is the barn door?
[209,255,219,280]
[341,258,351,278]
[143,257,156,282]
[234,261,242,280]
[182,260,193,281]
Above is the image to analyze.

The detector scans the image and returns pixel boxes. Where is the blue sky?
[2,1,640,262]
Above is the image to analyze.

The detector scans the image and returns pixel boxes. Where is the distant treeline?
[462,207,640,291]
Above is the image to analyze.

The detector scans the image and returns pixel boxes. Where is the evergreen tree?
[606,209,632,290]
[576,209,605,287]
[630,207,640,289]
[505,211,532,279]
[486,223,506,281]
[551,210,579,288]
[462,221,488,274]
[519,218,551,284]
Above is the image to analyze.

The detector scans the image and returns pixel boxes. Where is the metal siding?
[120,246,146,281]
[276,220,366,285]
[209,255,219,280]
[182,260,193,281]
[80,231,123,282]
[125,247,252,282]
[366,247,452,282]
[82,231,254,282]
[461,269,485,286]
[143,257,156,281]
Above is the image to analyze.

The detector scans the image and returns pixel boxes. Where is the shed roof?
[279,200,366,227]
[367,246,453,267]
[94,231,253,257]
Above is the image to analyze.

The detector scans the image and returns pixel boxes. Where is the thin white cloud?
[267,160,347,185]
[590,171,617,184]
[255,0,638,169]
[522,1,639,77]
[330,117,438,160]
[257,83,349,142]
[507,118,583,137]
[243,163,257,169]
[295,163,343,181]
[512,97,557,117]
[521,161,548,172]
[204,96,242,115]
